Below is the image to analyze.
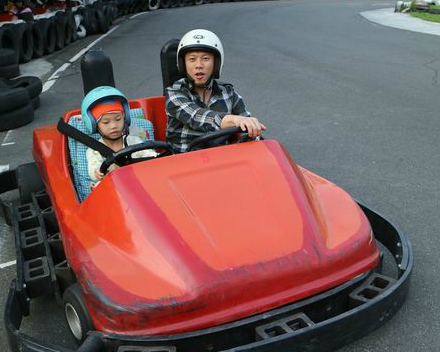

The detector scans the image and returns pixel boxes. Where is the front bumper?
[4,202,412,352]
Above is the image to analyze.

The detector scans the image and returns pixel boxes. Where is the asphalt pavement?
[1,0,440,351]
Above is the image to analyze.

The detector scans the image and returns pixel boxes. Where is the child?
[82,86,157,188]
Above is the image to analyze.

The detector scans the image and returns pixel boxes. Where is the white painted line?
[42,79,56,93]
[1,142,15,146]
[68,25,121,63]
[130,12,146,19]
[0,260,16,269]
[47,62,71,81]
[43,24,121,93]
[2,130,13,145]
[0,164,10,172]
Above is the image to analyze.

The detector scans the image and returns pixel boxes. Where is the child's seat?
[68,108,155,202]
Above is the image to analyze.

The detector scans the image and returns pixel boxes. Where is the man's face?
[185,51,215,86]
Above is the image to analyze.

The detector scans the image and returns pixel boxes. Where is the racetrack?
[1,0,439,350]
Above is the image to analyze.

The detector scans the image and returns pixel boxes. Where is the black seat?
[160,38,182,95]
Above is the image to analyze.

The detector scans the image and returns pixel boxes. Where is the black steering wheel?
[99,140,173,175]
[187,126,260,152]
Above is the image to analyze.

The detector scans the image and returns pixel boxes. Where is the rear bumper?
[4,203,412,352]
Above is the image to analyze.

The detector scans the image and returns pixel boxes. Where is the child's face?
[97,112,124,140]
[185,51,215,86]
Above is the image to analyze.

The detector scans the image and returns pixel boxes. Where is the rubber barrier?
[0,48,16,66]
[0,86,29,113]
[16,23,33,63]
[1,76,43,100]
[0,102,34,131]
[0,62,19,79]
[0,26,19,63]
[31,22,44,58]
[37,18,57,55]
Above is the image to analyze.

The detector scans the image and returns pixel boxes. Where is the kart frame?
[1,164,412,352]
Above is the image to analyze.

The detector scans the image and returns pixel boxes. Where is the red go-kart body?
[33,96,378,335]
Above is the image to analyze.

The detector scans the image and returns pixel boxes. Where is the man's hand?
[220,115,266,138]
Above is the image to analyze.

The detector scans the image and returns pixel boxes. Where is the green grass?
[410,11,440,23]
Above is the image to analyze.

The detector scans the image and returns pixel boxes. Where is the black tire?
[95,9,109,33]
[0,87,30,113]
[53,15,67,50]
[0,26,19,63]
[160,0,171,8]
[16,23,33,64]
[0,102,34,132]
[4,76,42,99]
[103,6,114,25]
[79,8,92,35]
[16,162,44,204]
[177,0,185,6]
[170,0,179,7]
[63,284,94,344]
[88,8,99,35]
[0,48,16,66]
[30,22,44,58]
[69,13,78,42]
[32,95,40,110]
[38,19,57,54]
[0,63,20,79]
[148,0,160,9]
[194,0,203,5]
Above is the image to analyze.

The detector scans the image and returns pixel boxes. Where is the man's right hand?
[220,115,266,138]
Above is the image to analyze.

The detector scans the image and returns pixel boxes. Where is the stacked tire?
[0,76,42,131]
[0,26,20,79]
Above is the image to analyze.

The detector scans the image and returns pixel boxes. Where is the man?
[165,29,266,153]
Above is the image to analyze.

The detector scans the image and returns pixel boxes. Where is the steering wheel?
[99,140,173,175]
[187,126,260,152]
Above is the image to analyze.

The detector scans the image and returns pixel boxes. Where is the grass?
[410,4,440,24]
[410,11,440,23]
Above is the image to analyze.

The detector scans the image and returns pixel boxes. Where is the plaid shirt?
[165,78,251,153]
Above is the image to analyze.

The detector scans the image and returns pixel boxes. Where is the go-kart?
[0,92,412,352]
[1,43,412,352]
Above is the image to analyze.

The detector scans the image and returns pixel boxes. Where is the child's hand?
[94,169,104,181]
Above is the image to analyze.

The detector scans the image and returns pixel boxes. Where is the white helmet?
[177,29,224,79]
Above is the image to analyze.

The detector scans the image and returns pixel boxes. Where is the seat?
[68,108,155,202]
[160,38,182,94]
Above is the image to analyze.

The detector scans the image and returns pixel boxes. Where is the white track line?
[0,260,16,269]
[1,130,14,146]
[42,24,121,93]
[130,12,146,19]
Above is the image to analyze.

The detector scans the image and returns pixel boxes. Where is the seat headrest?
[160,38,182,94]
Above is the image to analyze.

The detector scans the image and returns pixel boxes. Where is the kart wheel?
[63,284,94,344]
[16,162,44,203]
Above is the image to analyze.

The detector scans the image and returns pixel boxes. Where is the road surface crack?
[423,58,440,86]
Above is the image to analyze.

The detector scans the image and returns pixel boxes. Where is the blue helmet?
[81,86,131,134]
